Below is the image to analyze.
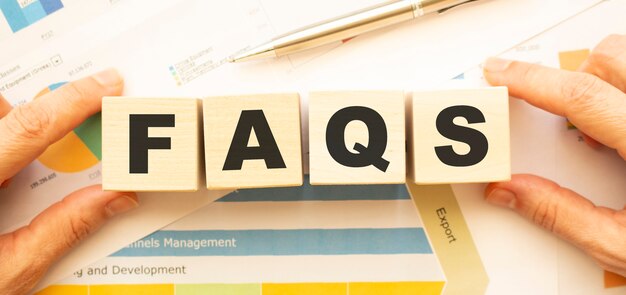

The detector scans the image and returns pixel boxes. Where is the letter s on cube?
[102,97,201,191]
[410,87,511,184]
[308,91,406,185]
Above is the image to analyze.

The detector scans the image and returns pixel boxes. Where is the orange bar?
[558,49,590,71]
[605,271,626,288]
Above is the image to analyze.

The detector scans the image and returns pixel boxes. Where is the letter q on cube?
[308,91,406,185]
[102,97,201,191]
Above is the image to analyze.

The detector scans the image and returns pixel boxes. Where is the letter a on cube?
[203,94,303,189]
[309,91,406,185]
[102,97,201,191]
[411,87,510,184]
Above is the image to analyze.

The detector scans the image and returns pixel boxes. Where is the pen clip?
[437,0,479,14]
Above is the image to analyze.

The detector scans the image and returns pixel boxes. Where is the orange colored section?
[558,49,590,130]
[605,271,626,288]
[558,49,590,71]
[38,131,100,173]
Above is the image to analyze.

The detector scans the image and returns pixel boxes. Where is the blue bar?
[39,0,62,14]
[112,228,431,257]
[0,0,28,32]
[217,176,409,202]
[22,1,46,24]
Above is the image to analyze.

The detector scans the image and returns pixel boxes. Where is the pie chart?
[37,82,102,173]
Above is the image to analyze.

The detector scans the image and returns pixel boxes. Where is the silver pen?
[230,0,476,62]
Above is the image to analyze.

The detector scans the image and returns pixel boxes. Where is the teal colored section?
[74,113,102,160]
[111,228,431,257]
[48,81,65,90]
[21,1,45,24]
[0,0,28,32]
[217,176,410,202]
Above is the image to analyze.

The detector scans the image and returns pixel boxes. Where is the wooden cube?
[102,97,200,191]
[410,87,510,184]
[203,94,303,189]
[308,91,406,185]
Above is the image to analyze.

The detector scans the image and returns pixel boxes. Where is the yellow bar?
[36,285,88,295]
[176,283,260,294]
[262,282,347,295]
[349,282,444,295]
[90,284,174,295]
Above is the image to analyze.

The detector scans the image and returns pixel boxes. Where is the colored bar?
[349,282,444,295]
[558,49,589,130]
[74,113,103,160]
[22,1,46,24]
[262,283,346,295]
[36,285,88,295]
[0,0,28,32]
[39,0,63,14]
[605,271,626,288]
[218,176,409,202]
[558,49,590,71]
[112,228,432,257]
[176,284,260,295]
[90,284,174,295]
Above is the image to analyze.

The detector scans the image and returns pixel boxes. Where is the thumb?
[0,185,137,295]
[485,174,626,275]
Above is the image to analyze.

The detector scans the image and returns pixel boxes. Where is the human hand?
[482,34,626,276]
[0,69,138,295]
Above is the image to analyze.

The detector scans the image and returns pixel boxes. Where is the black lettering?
[325,106,389,172]
[223,110,286,170]
[129,114,175,174]
[434,105,488,167]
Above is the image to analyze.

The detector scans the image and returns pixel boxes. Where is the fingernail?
[487,188,517,209]
[484,57,513,73]
[105,195,139,217]
[93,68,123,87]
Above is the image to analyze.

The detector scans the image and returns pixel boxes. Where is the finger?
[578,34,626,92]
[0,185,137,294]
[483,57,626,155]
[0,94,11,118]
[0,69,123,183]
[485,174,626,276]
